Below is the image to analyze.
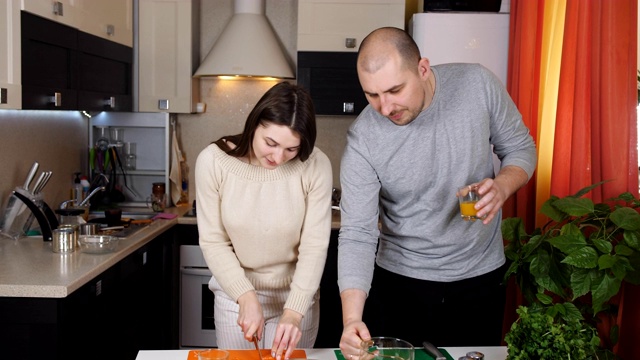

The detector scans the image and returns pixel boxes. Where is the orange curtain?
[505,0,638,356]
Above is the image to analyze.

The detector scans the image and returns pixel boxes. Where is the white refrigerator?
[410,11,511,173]
[409,11,510,85]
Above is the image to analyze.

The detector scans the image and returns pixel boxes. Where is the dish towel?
[169,125,183,206]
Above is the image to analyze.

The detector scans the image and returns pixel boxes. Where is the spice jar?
[152,182,166,196]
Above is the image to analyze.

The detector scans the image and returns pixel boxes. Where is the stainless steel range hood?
[193,0,294,79]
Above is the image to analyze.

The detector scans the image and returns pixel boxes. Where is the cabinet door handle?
[53,1,64,16]
[158,99,170,110]
[50,92,62,107]
[0,88,7,104]
[104,96,116,108]
[345,38,357,49]
[106,24,115,37]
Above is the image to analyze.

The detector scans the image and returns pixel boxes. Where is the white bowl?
[78,235,119,254]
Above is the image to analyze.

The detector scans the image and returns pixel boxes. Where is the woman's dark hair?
[214,82,317,162]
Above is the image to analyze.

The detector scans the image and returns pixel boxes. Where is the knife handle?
[422,341,446,360]
[23,162,39,190]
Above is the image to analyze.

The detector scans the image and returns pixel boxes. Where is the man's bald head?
[357,27,422,74]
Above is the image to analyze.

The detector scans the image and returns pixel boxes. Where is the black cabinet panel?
[21,11,132,112]
[21,11,78,110]
[0,232,174,360]
[297,52,368,116]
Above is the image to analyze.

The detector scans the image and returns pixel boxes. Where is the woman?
[195,82,333,359]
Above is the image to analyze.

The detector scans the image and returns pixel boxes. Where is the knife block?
[10,190,58,241]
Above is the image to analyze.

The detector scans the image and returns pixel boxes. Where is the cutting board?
[188,349,307,360]
[333,349,453,360]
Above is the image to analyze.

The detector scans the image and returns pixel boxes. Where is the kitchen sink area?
[87,210,158,238]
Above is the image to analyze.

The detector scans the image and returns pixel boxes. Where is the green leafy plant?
[505,304,600,360]
[502,181,640,356]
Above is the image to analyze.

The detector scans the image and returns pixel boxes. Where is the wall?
[176,1,355,204]
[0,110,89,213]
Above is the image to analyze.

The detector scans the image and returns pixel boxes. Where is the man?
[337,27,537,355]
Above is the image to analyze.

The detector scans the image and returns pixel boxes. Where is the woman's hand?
[272,309,303,360]
[237,291,265,341]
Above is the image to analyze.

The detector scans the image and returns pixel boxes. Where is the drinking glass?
[458,185,482,221]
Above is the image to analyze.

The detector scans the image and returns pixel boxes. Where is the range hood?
[193,0,294,79]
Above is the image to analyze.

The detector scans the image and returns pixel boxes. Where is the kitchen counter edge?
[0,206,190,298]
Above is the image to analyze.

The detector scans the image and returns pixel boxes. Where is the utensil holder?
[0,190,58,241]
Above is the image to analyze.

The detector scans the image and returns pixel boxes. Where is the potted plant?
[502,181,640,359]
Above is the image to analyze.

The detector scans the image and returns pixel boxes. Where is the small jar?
[55,208,85,226]
[152,182,166,196]
[465,351,485,360]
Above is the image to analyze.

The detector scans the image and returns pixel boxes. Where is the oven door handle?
[181,267,212,276]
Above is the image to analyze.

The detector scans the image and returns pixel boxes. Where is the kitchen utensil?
[197,349,229,360]
[30,171,47,195]
[253,334,264,360]
[52,227,76,253]
[0,188,33,239]
[23,161,39,191]
[79,223,100,235]
[422,341,446,360]
[362,337,414,360]
[78,235,119,254]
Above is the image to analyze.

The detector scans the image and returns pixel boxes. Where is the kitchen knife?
[30,172,47,195]
[422,341,446,360]
[23,162,39,191]
[253,334,264,360]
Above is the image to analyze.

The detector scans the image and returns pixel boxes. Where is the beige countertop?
[0,206,190,298]
[177,209,342,229]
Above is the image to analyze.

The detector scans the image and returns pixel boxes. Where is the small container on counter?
[52,227,76,253]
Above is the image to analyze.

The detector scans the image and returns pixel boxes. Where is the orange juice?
[460,201,478,217]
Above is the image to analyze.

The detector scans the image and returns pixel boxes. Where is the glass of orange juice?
[458,185,482,221]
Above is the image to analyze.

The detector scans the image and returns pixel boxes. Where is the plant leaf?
[611,256,631,280]
[614,243,634,256]
[610,207,640,230]
[592,237,613,254]
[549,233,587,254]
[561,302,584,322]
[612,192,636,202]
[591,274,621,314]
[502,217,526,242]
[598,254,616,269]
[570,268,591,299]
[540,195,565,221]
[623,229,640,250]
[553,197,595,217]
[562,247,598,269]
[536,292,553,305]
[531,251,566,296]
[573,180,609,198]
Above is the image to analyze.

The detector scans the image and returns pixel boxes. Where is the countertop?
[0,206,340,298]
[177,209,342,229]
[136,347,508,360]
[0,205,190,298]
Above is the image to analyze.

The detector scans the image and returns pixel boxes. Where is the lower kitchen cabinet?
[0,229,175,360]
[315,229,342,348]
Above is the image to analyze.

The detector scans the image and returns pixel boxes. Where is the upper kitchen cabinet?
[0,0,21,109]
[136,0,200,113]
[78,0,133,47]
[21,11,132,111]
[297,0,405,52]
[297,0,404,116]
[21,0,133,47]
[20,0,80,28]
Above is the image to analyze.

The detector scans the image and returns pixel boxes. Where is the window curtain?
[503,0,638,357]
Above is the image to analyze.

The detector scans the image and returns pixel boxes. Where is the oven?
[180,244,217,348]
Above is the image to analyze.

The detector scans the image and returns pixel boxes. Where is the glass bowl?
[78,235,119,254]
